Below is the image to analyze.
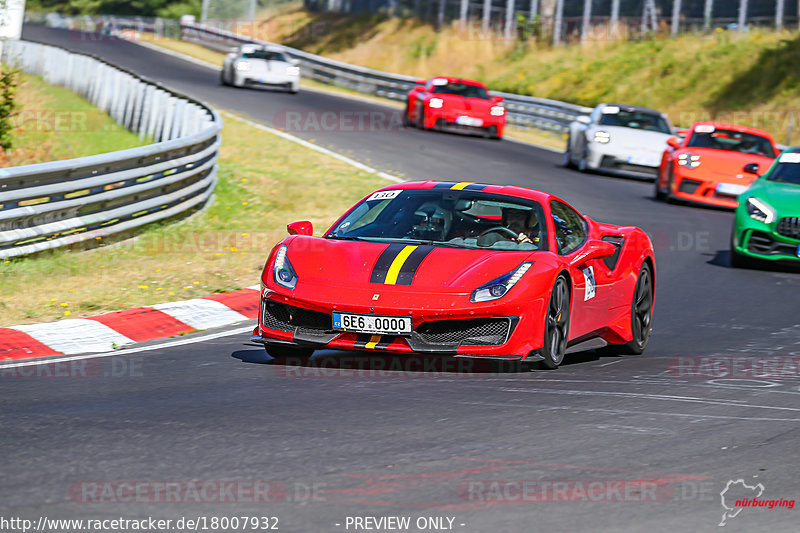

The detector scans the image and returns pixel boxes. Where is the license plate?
[456,116,483,127]
[626,155,659,167]
[716,183,749,196]
[332,312,412,335]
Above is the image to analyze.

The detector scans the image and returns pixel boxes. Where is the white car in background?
[221,44,300,93]
[564,103,675,178]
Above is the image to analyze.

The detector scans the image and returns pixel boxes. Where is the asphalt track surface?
[3,25,800,532]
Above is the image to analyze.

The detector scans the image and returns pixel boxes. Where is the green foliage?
[0,65,19,151]
[26,0,198,16]
[156,0,201,19]
[407,34,437,60]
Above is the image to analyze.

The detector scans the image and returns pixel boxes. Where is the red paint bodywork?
[253,181,655,360]
[405,76,506,138]
[656,122,777,208]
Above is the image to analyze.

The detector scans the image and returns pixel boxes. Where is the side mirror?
[411,85,425,93]
[666,136,681,148]
[577,115,591,125]
[493,95,504,103]
[574,239,617,266]
[743,163,760,175]
[287,221,313,236]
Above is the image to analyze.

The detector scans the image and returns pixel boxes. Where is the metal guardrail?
[0,39,222,259]
[175,21,592,133]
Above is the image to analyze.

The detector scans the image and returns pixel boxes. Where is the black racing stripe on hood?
[394,245,435,285]
[370,243,407,284]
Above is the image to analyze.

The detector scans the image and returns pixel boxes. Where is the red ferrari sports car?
[654,122,778,208]
[404,76,506,139]
[251,181,655,369]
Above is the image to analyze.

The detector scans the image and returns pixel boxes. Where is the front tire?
[621,263,653,355]
[563,135,575,168]
[654,174,667,200]
[416,105,427,130]
[730,229,756,269]
[403,105,412,127]
[541,275,570,369]
[577,147,590,173]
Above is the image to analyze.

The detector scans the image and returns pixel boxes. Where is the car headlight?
[592,131,610,144]
[285,65,300,76]
[490,106,505,116]
[428,98,444,109]
[471,263,532,303]
[273,245,298,289]
[235,61,250,71]
[677,153,701,168]
[745,197,775,224]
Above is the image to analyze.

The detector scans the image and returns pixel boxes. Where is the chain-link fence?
[302,0,800,42]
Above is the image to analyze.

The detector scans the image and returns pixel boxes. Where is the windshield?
[597,110,671,134]
[687,128,775,158]
[242,50,287,62]
[766,153,800,185]
[432,82,489,100]
[327,189,548,251]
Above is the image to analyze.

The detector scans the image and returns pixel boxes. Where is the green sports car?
[731,149,800,267]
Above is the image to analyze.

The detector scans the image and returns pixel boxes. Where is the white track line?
[224,112,403,183]
[0,325,255,370]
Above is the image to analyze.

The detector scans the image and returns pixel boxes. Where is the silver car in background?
[564,103,674,178]
[221,44,300,93]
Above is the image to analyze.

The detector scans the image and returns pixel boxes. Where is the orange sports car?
[654,122,778,208]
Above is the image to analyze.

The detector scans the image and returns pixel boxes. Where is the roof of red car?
[428,76,488,88]
[375,180,552,202]
[690,121,775,140]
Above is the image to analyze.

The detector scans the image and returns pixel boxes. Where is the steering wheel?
[478,226,520,241]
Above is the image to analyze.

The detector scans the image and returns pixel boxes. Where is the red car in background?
[654,122,778,208]
[404,77,506,139]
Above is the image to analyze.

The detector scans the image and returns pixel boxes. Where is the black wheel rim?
[547,278,569,364]
[632,267,653,346]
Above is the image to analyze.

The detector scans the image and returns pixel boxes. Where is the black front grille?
[678,179,702,194]
[777,217,800,240]
[747,231,774,253]
[745,231,798,257]
[262,300,331,332]
[415,318,511,346]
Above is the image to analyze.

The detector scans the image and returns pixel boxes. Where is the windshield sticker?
[583,266,596,301]
[779,152,800,164]
[695,124,715,133]
[366,190,401,202]
[432,78,449,86]
[602,106,620,114]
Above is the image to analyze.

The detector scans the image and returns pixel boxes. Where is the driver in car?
[505,208,535,244]
[478,207,538,246]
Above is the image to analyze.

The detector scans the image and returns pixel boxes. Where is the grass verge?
[0,111,387,326]
[1,73,146,166]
